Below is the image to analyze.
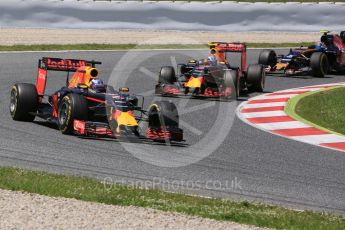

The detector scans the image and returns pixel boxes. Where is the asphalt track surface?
[1,49,345,213]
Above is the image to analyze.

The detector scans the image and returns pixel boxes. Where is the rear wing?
[36,57,102,96]
[39,57,102,72]
[208,42,247,71]
[208,42,246,53]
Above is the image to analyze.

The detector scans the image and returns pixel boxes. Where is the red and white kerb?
[237,83,345,152]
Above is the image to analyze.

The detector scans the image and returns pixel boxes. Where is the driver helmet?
[90,78,105,92]
[207,55,217,66]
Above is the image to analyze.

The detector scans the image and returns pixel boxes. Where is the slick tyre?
[10,83,38,121]
[58,94,88,134]
[246,64,265,92]
[159,66,177,84]
[258,50,277,68]
[223,69,239,100]
[148,101,179,128]
[310,52,329,78]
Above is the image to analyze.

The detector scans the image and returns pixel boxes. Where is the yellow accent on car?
[68,66,99,88]
[83,67,99,86]
[320,29,330,34]
[149,104,160,112]
[119,87,129,92]
[116,112,138,127]
[185,77,201,88]
[275,63,288,70]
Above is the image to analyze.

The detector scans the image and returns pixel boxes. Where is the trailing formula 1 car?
[155,42,265,100]
[10,57,183,142]
[259,30,345,77]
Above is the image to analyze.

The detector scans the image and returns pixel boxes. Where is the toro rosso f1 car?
[259,30,345,77]
[155,42,265,100]
[10,57,183,142]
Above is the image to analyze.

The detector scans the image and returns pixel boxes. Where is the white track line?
[290,134,345,145]
[255,121,311,130]
[241,111,287,118]
[241,102,287,108]
[252,94,299,99]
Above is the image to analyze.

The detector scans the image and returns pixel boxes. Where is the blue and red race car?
[10,57,183,142]
[155,42,265,100]
[259,30,345,77]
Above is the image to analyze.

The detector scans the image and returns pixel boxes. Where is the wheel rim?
[10,89,17,113]
[58,102,69,125]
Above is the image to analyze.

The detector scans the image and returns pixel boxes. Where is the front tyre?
[148,101,179,128]
[310,52,329,78]
[159,66,177,84]
[58,94,88,134]
[223,69,239,100]
[10,83,38,121]
[147,101,183,142]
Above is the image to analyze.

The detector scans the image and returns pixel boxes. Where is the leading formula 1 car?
[10,57,183,142]
[259,30,345,77]
[155,42,265,100]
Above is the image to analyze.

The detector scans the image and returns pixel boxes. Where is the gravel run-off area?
[0,189,266,229]
[0,28,320,45]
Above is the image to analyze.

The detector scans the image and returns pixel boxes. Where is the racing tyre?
[180,64,188,75]
[58,93,88,134]
[148,101,179,128]
[223,69,239,99]
[10,83,38,121]
[258,50,277,68]
[159,66,176,84]
[246,64,265,92]
[310,52,329,78]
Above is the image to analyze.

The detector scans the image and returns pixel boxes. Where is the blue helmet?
[90,79,105,92]
[90,79,103,87]
[207,56,217,66]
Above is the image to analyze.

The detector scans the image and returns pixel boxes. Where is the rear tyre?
[246,64,265,92]
[258,50,277,68]
[10,83,38,121]
[159,66,176,84]
[310,52,329,78]
[223,70,239,99]
[148,101,179,128]
[58,94,88,134]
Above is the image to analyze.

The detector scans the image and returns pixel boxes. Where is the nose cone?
[114,110,138,127]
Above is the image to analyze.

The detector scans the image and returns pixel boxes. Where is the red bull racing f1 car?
[259,30,345,77]
[10,57,183,142]
[155,42,265,100]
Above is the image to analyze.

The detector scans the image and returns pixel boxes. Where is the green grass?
[295,87,345,135]
[0,42,314,51]
[0,167,344,229]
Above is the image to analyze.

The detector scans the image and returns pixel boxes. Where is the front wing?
[73,119,183,142]
[155,83,234,98]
